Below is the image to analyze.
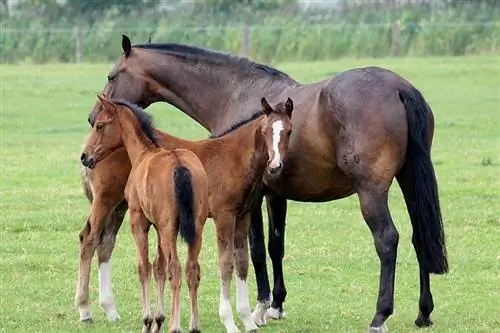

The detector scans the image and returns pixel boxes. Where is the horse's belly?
[265,157,354,202]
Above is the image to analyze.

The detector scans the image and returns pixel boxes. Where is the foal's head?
[81,94,156,169]
[260,97,294,178]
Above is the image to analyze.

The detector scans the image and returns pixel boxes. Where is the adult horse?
[84,35,448,332]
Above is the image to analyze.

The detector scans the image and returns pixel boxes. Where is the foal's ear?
[285,97,294,117]
[122,35,132,57]
[97,94,116,112]
[261,97,273,116]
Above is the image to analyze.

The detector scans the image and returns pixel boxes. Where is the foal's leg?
[358,188,399,333]
[152,229,167,333]
[75,197,116,322]
[130,206,153,333]
[96,200,128,322]
[186,225,203,333]
[234,213,258,332]
[164,229,182,333]
[249,196,271,326]
[214,212,239,333]
[264,194,287,320]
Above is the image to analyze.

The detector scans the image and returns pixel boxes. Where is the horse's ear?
[285,97,294,117]
[122,35,132,57]
[261,97,273,116]
[97,94,115,112]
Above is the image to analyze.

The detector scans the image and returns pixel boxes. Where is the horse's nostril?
[87,116,92,125]
[80,153,86,162]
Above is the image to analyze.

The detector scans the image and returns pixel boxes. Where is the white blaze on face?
[269,120,284,169]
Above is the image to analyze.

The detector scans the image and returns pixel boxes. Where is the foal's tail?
[173,165,196,246]
[398,87,449,275]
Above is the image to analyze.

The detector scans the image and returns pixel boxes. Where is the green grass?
[1,56,499,333]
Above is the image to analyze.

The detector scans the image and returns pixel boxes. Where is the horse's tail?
[173,165,196,246]
[397,87,449,274]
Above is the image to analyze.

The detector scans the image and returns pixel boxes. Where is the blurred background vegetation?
[1,0,499,63]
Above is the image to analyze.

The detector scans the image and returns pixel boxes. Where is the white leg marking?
[98,261,120,321]
[368,323,389,333]
[219,279,240,333]
[236,278,258,331]
[251,297,270,327]
[269,120,284,169]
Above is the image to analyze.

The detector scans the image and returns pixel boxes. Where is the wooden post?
[242,22,249,58]
[75,27,82,63]
[390,20,400,56]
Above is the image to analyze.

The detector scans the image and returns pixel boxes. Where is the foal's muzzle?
[80,153,96,169]
[267,162,283,177]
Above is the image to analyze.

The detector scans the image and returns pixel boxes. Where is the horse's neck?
[118,113,155,165]
[144,51,297,136]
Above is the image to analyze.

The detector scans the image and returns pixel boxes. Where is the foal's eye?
[95,123,104,131]
[107,75,114,82]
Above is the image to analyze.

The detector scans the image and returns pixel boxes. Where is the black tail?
[173,165,196,246]
[398,87,449,274]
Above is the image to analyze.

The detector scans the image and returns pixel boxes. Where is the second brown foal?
[81,95,209,333]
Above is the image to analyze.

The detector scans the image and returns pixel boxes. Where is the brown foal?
[78,96,294,333]
[81,95,209,333]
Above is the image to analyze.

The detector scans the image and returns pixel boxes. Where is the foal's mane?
[209,111,263,139]
[111,99,159,146]
[133,42,295,82]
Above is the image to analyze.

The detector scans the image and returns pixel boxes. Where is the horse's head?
[88,35,158,126]
[259,97,294,178]
[81,95,124,169]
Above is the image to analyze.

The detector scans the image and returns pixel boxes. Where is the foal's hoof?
[80,317,93,324]
[368,323,388,333]
[265,307,285,320]
[415,314,433,327]
[189,329,201,333]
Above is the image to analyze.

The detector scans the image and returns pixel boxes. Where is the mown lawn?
[0,56,499,333]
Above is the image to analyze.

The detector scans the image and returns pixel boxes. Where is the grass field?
[0,56,499,333]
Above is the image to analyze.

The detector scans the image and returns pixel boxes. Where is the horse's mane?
[112,99,159,146]
[209,111,263,139]
[133,43,295,82]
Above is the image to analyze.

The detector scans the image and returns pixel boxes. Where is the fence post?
[390,20,400,56]
[241,22,249,58]
[75,26,82,63]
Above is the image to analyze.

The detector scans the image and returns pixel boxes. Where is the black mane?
[112,99,159,146]
[133,42,293,80]
[210,111,263,138]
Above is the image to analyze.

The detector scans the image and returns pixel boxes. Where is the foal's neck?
[117,111,156,165]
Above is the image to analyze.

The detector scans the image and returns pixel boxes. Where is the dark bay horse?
[78,95,294,332]
[81,95,209,333]
[84,35,448,332]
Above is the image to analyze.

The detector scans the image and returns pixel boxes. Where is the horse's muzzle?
[267,162,283,177]
[80,153,96,169]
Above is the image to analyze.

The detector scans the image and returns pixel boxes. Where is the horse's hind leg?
[96,200,128,322]
[264,194,287,320]
[152,228,167,333]
[165,229,182,333]
[75,197,116,322]
[396,166,434,327]
[186,223,203,333]
[129,205,153,333]
[357,188,399,333]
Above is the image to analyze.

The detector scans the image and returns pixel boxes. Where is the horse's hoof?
[106,310,121,322]
[368,323,388,333]
[80,317,92,324]
[189,330,201,333]
[415,314,433,327]
[265,307,285,320]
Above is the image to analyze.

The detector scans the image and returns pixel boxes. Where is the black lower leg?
[415,266,434,327]
[266,194,287,311]
[249,196,271,302]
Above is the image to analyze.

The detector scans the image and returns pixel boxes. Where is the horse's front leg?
[234,213,258,332]
[264,193,287,320]
[249,196,271,326]
[96,200,128,322]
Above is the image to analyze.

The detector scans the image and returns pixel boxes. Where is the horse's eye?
[107,75,113,82]
[95,123,104,131]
